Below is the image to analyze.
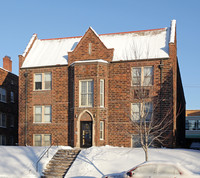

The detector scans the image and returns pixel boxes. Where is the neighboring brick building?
[0,56,18,145]
[18,20,185,148]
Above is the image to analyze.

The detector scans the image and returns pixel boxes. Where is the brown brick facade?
[18,26,185,148]
[0,57,18,145]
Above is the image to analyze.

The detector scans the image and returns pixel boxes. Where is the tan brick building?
[18,20,185,148]
[0,56,18,145]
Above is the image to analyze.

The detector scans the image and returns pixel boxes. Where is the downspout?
[24,72,28,146]
[159,59,164,119]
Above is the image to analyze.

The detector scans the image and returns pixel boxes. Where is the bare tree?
[130,64,174,162]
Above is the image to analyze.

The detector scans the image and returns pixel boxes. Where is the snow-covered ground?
[66,146,200,177]
[0,146,71,178]
[0,146,200,178]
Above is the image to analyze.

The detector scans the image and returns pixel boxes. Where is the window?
[186,119,200,130]
[100,121,104,140]
[34,134,51,146]
[0,113,6,127]
[131,102,153,121]
[11,91,14,103]
[10,115,14,127]
[100,79,104,107]
[34,73,52,90]
[132,66,153,86]
[0,88,6,102]
[34,106,52,123]
[0,135,6,145]
[80,80,93,107]
[132,134,154,148]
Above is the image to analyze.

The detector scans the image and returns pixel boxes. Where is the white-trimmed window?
[100,121,104,140]
[34,73,52,90]
[0,135,6,145]
[131,102,153,122]
[34,134,51,146]
[0,88,6,102]
[132,66,153,86]
[0,113,6,128]
[34,106,52,123]
[100,79,104,107]
[79,80,93,107]
[11,91,14,103]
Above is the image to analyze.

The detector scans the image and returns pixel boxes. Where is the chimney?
[3,56,12,72]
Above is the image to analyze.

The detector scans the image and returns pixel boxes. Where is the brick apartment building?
[0,56,18,145]
[18,20,185,148]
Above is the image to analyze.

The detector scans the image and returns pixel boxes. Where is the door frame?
[76,110,95,148]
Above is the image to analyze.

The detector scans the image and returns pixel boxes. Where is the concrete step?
[42,149,81,178]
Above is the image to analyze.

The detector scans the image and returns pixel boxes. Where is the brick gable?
[68,27,114,65]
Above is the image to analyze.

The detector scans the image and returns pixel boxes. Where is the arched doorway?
[76,110,95,148]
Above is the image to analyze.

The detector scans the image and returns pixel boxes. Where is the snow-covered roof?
[21,20,176,69]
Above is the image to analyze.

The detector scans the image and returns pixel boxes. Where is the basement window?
[33,134,51,146]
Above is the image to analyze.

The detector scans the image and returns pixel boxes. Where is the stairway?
[42,149,81,178]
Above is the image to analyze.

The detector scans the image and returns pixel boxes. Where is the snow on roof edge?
[0,67,18,76]
[22,33,37,57]
[71,59,108,66]
[169,19,176,43]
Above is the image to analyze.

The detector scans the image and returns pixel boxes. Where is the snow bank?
[66,146,200,177]
[0,146,71,178]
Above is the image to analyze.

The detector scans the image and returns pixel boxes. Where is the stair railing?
[36,144,53,172]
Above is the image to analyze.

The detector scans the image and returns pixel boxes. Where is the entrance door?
[80,121,92,148]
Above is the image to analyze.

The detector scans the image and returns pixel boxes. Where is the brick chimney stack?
[3,56,12,72]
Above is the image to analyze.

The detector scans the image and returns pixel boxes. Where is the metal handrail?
[36,144,53,172]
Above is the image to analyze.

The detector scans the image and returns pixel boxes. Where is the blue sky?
[0,0,199,110]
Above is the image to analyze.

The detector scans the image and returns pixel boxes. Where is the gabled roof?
[21,20,176,68]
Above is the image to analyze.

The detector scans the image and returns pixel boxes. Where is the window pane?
[88,81,93,93]
[10,116,14,127]
[132,103,140,121]
[100,121,104,140]
[132,135,141,148]
[11,92,14,102]
[2,114,6,127]
[197,120,200,130]
[44,135,51,146]
[81,94,87,106]
[35,74,42,90]
[35,106,42,123]
[188,120,196,130]
[34,135,42,146]
[45,73,52,90]
[100,80,104,107]
[132,68,141,86]
[35,74,42,82]
[88,93,93,106]
[81,81,87,94]
[144,102,153,121]
[44,106,51,123]
[143,67,153,86]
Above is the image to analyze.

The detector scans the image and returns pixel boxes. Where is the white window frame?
[100,121,104,140]
[100,79,104,107]
[0,135,6,145]
[34,73,52,91]
[131,102,153,122]
[0,88,6,103]
[132,66,153,86]
[33,134,51,146]
[11,91,14,103]
[34,105,52,123]
[0,112,6,128]
[79,79,94,107]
